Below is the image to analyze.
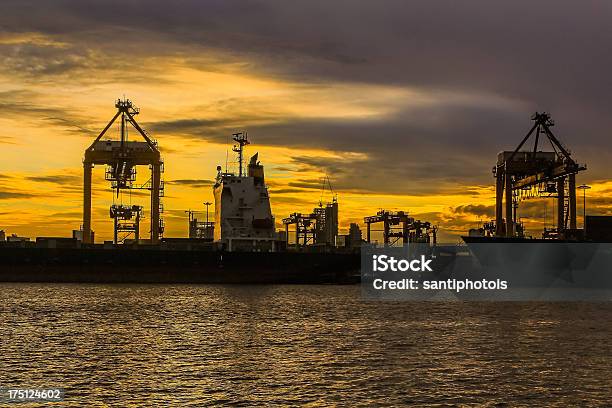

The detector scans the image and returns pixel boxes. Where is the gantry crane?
[282,176,339,248]
[494,112,586,238]
[82,99,164,244]
[364,210,436,246]
[283,212,319,247]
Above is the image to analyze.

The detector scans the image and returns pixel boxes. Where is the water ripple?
[1,283,611,406]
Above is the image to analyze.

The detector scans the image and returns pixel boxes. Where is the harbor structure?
[82,99,164,244]
[185,207,214,240]
[364,210,436,246]
[492,112,586,239]
[282,199,339,249]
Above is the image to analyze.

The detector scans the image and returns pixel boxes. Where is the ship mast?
[232,131,249,177]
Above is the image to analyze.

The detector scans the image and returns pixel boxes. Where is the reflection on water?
[1,284,611,406]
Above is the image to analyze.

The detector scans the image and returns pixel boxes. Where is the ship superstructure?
[213,132,278,251]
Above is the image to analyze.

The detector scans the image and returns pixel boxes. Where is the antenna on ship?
[232,131,249,177]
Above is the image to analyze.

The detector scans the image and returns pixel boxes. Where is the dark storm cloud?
[449,198,593,225]
[0,91,70,117]
[146,101,532,194]
[269,188,310,195]
[26,174,80,184]
[269,195,312,206]
[149,119,235,140]
[0,32,176,85]
[42,117,96,135]
[0,91,95,135]
[48,210,81,219]
[0,42,91,76]
[586,197,612,213]
[0,137,17,145]
[286,149,493,196]
[1,0,611,192]
[3,0,611,99]
[166,179,214,187]
[142,92,604,197]
[452,204,495,218]
[287,179,327,191]
[0,191,37,199]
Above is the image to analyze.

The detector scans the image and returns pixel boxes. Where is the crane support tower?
[82,99,164,244]
[494,112,586,239]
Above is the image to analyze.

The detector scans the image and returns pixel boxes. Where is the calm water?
[1,284,611,407]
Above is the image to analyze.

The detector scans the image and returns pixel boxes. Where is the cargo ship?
[0,154,361,284]
[1,100,455,284]
[0,113,362,283]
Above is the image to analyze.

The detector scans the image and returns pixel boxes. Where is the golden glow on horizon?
[0,32,609,242]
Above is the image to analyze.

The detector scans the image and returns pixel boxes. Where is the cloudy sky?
[1,0,611,242]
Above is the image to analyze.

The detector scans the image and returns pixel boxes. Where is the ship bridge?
[213,132,278,252]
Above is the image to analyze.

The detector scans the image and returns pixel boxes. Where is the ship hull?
[0,247,360,284]
[460,236,612,291]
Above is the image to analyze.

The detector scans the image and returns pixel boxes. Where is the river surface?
[1,284,611,406]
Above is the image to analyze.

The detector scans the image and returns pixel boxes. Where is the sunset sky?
[1,0,611,242]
